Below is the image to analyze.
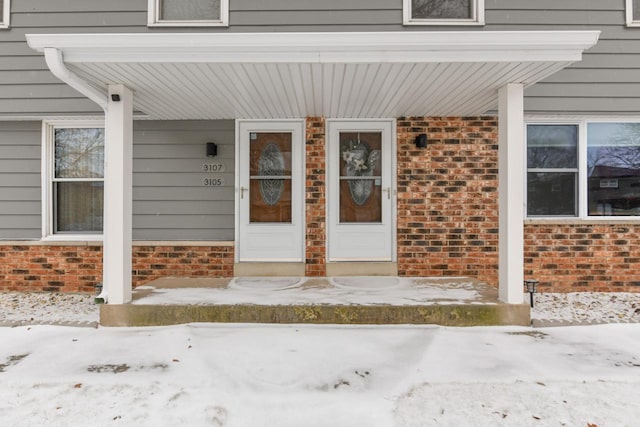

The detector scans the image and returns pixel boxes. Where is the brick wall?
[525,223,640,292]
[305,117,327,276]
[0,243,234,293]
[396,116,499,285]
[132,245,234,285]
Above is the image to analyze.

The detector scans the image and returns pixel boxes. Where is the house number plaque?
[202,163,226,172]
[203,177,225,186]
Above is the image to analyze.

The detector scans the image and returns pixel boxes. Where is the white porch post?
[103,84,133,304]
[498,83,525,304]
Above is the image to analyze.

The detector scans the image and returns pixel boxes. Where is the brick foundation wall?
[525,223,640,292]
[0,243,234,293]
[305,117,327,276]
[397,116,499,285]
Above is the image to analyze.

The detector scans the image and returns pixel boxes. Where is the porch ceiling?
[26,31,600,120]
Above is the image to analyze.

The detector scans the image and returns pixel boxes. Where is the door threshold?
[326,262,397,276]
[234,262,306,277]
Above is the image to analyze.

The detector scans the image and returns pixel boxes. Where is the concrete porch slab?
[100,277,530,327]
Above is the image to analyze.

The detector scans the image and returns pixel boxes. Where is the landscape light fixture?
[524,279,539,308]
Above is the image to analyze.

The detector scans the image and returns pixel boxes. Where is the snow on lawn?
[1,323,639,426]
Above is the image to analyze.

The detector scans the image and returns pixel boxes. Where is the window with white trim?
[43,122,104,237]
[404,0,484,25]
[627,0,640,26]
[148,0,228,27]
[0,0,10,29]
[527,121,640,218]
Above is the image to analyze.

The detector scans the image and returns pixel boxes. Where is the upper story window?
[0,0,10,29]
[627,0,640,26]
[404,0,484,26]
[148,0,229,27]
[43,121,104,239]
[526,121,640,219]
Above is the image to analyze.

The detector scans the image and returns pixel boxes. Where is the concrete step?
[99,276,530,327]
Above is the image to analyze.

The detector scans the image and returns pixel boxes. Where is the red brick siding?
[525,224,640,292]
[0,244,234,293]
[305,117,327,276]
[132,245,234,285]
[397,116,499,285]
[0,245,102,292]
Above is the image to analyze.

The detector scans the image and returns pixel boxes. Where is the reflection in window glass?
[0,0,4,24]
[634,0,640,21]
[526,125,578,216]
[587,123,640,216]
[160,0,220,21]
[55,128,104,179]
[527,172,577,216]
[527,125,578,169]
[411,0,472,19]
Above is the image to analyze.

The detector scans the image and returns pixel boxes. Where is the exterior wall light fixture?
[415,134,427,148]
[206,142,218,157]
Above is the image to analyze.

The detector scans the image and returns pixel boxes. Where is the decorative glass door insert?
[339,132,383,223]
[327,120,395,262]
[249,132,292,223]
[237,120,304,262]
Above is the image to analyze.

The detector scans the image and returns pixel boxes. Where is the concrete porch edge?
[100,302,530,327]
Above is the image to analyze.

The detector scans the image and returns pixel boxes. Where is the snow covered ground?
[1,291,639,426]
[0,323,639,426]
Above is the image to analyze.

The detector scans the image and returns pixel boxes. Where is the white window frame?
[41,120,105,241]
[403,0,484,26]
[147,0,229,27]
[525,117,640,221]
[626,0,640,27]
[0,0,10,29]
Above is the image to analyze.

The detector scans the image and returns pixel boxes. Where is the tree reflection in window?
[55,128,104,179]
[411,0,472,19]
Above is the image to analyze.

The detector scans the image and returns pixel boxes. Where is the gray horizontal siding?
[0,122,41,239]
[0,0,639,116]
[0,120,235,241]
[131,120,235,241]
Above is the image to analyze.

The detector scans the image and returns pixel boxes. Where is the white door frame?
[234,119,306,262]
[326,119,397,262]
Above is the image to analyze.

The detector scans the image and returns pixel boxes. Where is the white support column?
[498,83,525,304]
[103,84,133,304]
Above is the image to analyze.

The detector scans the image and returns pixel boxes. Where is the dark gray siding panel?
[0,0,639,115]
[0,122,41,240]
[132,120,235,241]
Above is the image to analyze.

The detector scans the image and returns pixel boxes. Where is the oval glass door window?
[249,132,292,223]
[339,131,382,223]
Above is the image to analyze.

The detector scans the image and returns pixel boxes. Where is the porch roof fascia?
[27,31,600,64]
[26,31,600,120]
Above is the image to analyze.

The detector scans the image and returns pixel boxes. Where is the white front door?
[327,120,395,261]
[236,120,304,261]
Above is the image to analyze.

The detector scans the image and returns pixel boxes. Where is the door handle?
[383,187,391,200]
[240,186,248,199]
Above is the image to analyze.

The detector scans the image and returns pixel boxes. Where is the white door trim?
[326,118,397,262]
[234,119,306,262]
